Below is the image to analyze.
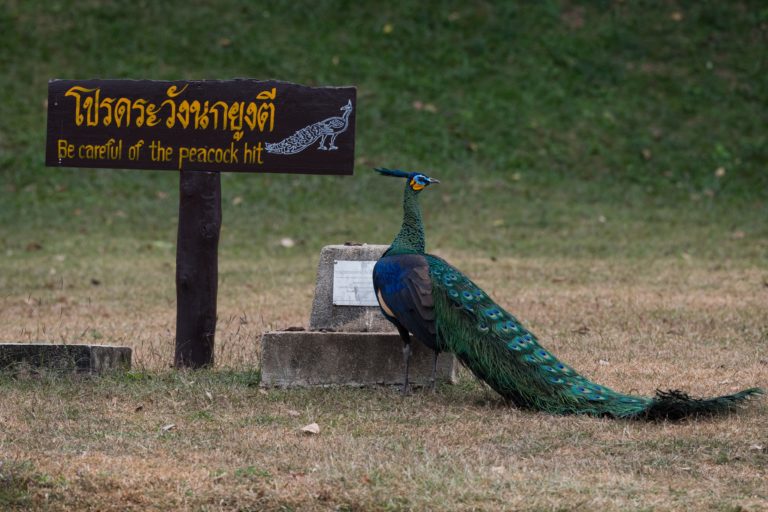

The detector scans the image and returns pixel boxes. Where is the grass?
[1,253,766,510]
[1,1,767,257]
[1,0,767,510]
[0,363,765,510]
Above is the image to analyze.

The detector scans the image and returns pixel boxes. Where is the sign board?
[332,260,378,306]
[46,79,356,175]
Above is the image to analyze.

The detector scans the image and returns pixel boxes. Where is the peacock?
[371,168,762,420]
[265,100,353,155]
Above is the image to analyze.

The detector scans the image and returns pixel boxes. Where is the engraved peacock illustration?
[265,100,353,155]
[372,168,763,420]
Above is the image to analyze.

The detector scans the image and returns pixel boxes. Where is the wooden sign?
[46,79,356,175]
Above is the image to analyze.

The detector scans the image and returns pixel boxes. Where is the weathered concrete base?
[309,244,393,333]
[0,343,132,374]
[260,331,457,387]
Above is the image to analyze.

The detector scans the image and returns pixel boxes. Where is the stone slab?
[309,244,395,333]
[260,331,457,387]
[0,343,132,374]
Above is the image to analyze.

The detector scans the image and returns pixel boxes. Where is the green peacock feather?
[374,168,763,420]
[428,255,764,418]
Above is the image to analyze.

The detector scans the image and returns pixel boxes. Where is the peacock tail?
[428,255,644,416]
[428,254,761,419]
[265,123,326,155]
[373,167,763,420]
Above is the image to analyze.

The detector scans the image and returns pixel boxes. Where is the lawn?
[0,254,766,510]
[1,1,766,510]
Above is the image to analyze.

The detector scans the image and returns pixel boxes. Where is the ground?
[1,251,765,511]
[1,1,767,510]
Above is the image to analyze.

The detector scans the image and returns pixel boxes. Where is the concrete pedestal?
[309,244,395,333]
[260,243,459,387]
[260,331,456,387]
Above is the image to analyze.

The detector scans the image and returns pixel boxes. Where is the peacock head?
[374,167,440,193]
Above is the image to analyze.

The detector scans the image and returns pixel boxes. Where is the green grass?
[0,460,34,508]
[1,0,767,264]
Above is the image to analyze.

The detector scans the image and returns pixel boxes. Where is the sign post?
[46,79,356,368]
[175,170,221,368]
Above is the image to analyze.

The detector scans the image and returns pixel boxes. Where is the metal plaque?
[332,260,378,306]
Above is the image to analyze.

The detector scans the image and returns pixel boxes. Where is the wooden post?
[174,170,222,368]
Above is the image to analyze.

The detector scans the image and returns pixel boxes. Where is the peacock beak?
[428,178,440,184]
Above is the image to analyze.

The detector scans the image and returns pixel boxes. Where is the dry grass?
[0,251,766,511]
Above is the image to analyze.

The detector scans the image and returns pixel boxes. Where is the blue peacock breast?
[373,255,427,294]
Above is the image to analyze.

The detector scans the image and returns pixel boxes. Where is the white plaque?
[332,260,379,306]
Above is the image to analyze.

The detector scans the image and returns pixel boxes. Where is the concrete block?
[0,343,132,374]
[309,244,395,333]
[260,331,457,387]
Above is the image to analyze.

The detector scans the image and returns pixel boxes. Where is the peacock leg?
[328,133,339,150]
[396,326,412,395]
[318,135,328,150]
[430,349,439,392]
[402,341,412,395]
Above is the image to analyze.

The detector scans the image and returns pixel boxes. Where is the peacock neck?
[387,184,425,255]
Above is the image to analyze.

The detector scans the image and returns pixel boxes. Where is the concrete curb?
[0,343,132,374]
[260,331,456,388]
